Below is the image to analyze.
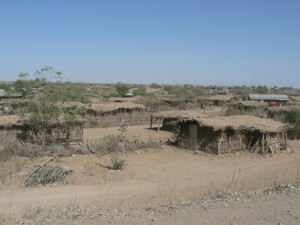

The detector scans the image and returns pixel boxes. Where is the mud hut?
[267,106,300,120]
[230,101,269,117]
[85,102,149,127]
[150,110,209,132]
[0,115,24,143]
[176,115,288,155]
[0,115,84,144]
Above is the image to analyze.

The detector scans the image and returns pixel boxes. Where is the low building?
[0,115,84,144]
[0,89,23,101]
[150,110,209,131]
[85,102,149,127]
[176,115,288,155]
[248,94,289,106]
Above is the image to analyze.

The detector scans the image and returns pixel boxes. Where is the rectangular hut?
[150,110,209,132]
[0,115,24,143]
[86,102,149,127]
[0,115,84,144]
[176,115,288,155]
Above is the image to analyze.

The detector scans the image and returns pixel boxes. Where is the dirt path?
[85,185,300,225]
[83,125,172,142]
[0,140,299,222]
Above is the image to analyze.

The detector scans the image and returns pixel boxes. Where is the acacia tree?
[20,67,81,149]
[115,82,129,96]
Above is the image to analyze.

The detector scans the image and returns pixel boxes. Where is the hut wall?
[0,126,23,143]
[45,125,84,143]
[197,126,221,154]
[85,111,151,128]
[218,129,245,153]
[21,124,84,144]
[176,123,221,154]
[177,122,287,155]
[161,118,179,132]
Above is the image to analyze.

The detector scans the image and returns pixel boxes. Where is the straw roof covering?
[0,115,22,127]
[57,101,86,108]
[207,94,234,101]
[152,110,209,119]
[268,106,300,112]
[290,96,300,102]
[180,115,286,133]
[238,101,269,108]
[89,102,145,113]
[0,99,29,105]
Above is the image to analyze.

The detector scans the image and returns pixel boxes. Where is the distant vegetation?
[163,84,205,97]
[14,67,85,148]
[225,105,248,116]
[235,85,269,98]
[284,109,300,139]
[132,85,148,96]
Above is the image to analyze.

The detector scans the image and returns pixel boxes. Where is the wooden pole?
[284,131,287,146]
[150,116,153,129]
[262,132,265,155]
[217,141,221,155]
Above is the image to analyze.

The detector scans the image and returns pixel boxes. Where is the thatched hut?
[85,102,149,127]
[0,115,24,143]
[267,106,300,120]
[150,110,209,132]
[176,115,288,155]
[233,101,269,117]
[0,115,84,144]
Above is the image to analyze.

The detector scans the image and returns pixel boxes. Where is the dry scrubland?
[1,80,300,224]
[0,125,300,224]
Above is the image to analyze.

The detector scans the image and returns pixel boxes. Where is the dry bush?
[88,134,162,157]
[110,156,126,170]
[0,137,19,161]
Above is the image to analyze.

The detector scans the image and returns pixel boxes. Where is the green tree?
[133,85,147,96]
[115,82,129,96]
[22,67,82,148]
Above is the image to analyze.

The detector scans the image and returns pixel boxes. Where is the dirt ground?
[0,125,300,224]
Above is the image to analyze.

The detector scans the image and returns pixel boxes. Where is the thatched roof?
[268,106,300,113]
[152,110,209,119]
[57,101,86,108]
[238,101,269,108]
[89,102,145,113]
[180,115,286,133]
[208,94,234,102]
[290,96,300,102]
[0,99,29,105]
[0,115,22,127]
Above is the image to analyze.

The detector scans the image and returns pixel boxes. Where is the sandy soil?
[0,125,299,224]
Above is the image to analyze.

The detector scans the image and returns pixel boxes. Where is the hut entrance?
[189,124,198,151]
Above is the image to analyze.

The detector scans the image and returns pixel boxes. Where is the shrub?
[115,82,129,96]
[137,95,163,111]
[284,109,300,139]
[110,156,126,170]
[133,85,147,96]
[225,105,247,116]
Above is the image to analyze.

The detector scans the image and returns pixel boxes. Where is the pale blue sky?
[0,0,299,87]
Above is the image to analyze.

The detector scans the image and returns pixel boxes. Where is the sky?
[0,0,299,87]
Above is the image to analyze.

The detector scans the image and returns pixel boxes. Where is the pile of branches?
[24,158,73,187]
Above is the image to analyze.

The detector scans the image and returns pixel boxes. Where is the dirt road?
[0,125,299,224]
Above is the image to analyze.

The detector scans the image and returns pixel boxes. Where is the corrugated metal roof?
[0,89,8,97]
[0,90,22,98]
[249,94,289,101]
